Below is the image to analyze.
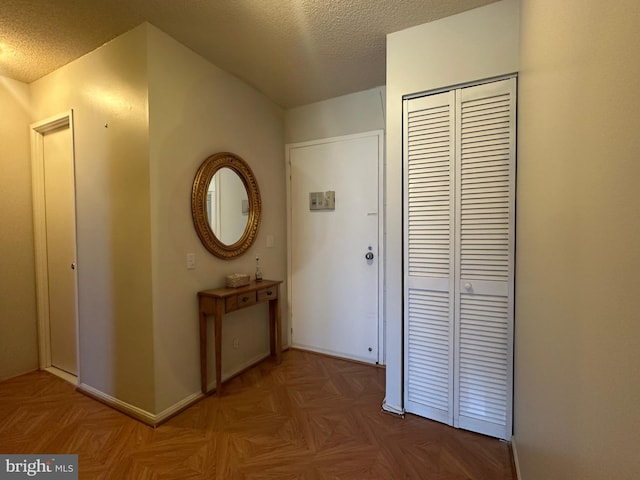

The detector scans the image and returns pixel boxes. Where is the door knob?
[71,263,76,270]
[365,251,374,260]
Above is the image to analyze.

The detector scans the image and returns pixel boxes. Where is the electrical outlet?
[186,253,196,269]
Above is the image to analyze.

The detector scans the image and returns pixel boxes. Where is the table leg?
[199,307,207,394]
[269,294,282,364]
[214,300,223,395]
[275,294,282,364]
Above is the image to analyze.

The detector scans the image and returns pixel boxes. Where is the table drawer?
[226,292,257,312]
[257,286,278,302]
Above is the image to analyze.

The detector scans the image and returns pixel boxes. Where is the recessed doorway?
[31,111,79,384]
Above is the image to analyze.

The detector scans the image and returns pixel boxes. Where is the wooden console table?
[198,279,282,395]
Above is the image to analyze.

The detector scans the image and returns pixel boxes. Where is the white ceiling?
[1,0,497,108]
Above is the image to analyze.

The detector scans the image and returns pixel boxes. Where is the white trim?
[78,383,158,425]
[511,436,523,480]
[381,398,405,416]
[402,73,518,101]
[155,391,203,425]
[285,148,293,348]
[30,110,80,379]
[31,114,70,133]
[289,343,375,365]
[44,366,77,386]
[377,131,385,364]
[285,130,386,364]
[79,353,277,426]
[78,383,204,426]
[206,351,273,392]
[31,121,52,369]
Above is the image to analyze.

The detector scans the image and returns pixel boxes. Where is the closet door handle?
[464,282,473,290]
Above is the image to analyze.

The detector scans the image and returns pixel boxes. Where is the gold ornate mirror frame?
[191,152,261,259]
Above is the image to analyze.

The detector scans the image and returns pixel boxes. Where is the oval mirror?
[192,152,261,259]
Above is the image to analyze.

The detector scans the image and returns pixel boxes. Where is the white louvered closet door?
[404,78,515,440]
[403,91,456,425]
[454,79,515,439]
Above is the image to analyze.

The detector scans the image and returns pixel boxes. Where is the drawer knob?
[266,290,273,295]
[242,296,249,302]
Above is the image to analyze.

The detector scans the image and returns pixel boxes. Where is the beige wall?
[30,25,155,412]
[385,0,520,413]
[3,1,638,475]
[26,23,287,416]
[0,76,38,381]
[514,0,640,478]
[284,86,385,144]
[146,25,286,413]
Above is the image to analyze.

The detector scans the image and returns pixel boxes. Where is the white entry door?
[32,113,78,379]
[287,131,383,364]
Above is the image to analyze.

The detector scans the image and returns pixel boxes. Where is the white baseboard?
[511,435,523,480]
[77,350,282,426]
[77,383,203,427]
[381,398,405,416]
[206,351,272,391]
[78,383,158,425]
[154,391,204,424]
[290,343,377,365]
[44,366,77,386]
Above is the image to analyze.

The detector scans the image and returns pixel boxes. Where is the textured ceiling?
[1,0,497,108]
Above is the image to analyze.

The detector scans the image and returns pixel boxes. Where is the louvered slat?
[404,92,455,425]
[406,289,451,417]
[454,79,515,439]
[458,293,509,425]
[406,100,453,278]
[459,91,512,282]
[405,78,515,440]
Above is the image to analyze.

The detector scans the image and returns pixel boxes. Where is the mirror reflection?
[207,167,249,245]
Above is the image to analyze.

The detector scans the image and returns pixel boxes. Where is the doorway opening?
[30,111,79,385]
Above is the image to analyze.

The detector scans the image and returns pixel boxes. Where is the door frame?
[285,130,385,364]
[30,110,80,384]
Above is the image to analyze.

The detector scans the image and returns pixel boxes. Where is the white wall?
[385,0,520,413]
[218,168,249,245]
[146,25,286,413]
[0,76,38,381]
[515,0,640,478]
[30,26,156,412]
[284,87,385,144]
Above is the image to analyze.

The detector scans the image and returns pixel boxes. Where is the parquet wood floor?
[0,349,515,479]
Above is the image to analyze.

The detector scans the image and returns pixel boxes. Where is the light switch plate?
[309,191,336,211]
[186,253,196,269]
